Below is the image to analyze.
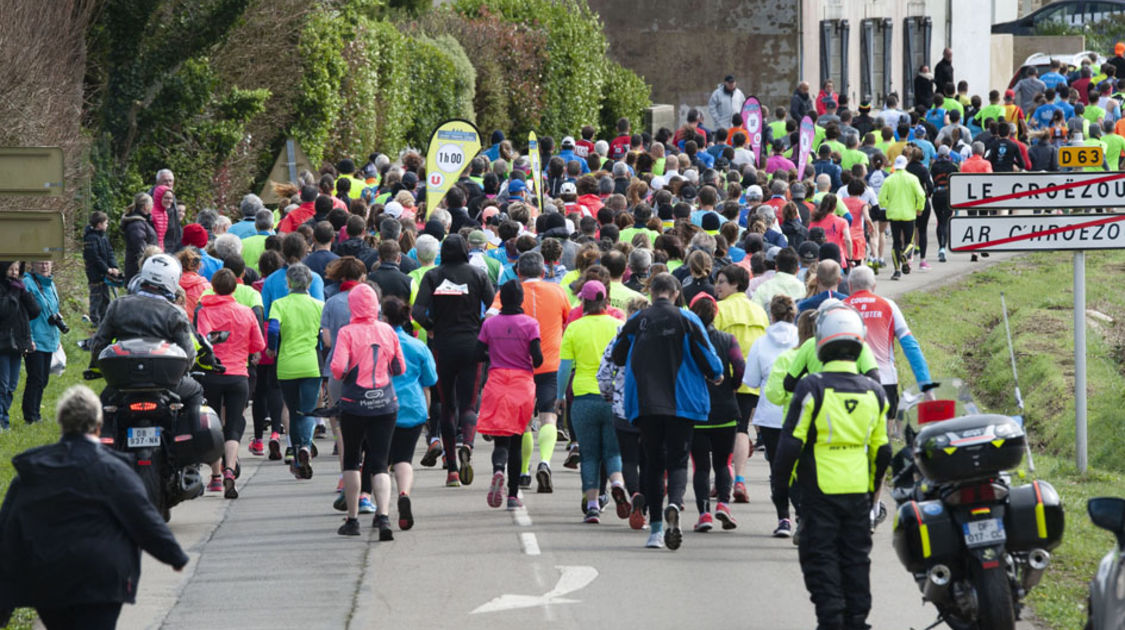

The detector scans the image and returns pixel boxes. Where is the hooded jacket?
[23,272,60,354]
[743,321,800,428]
[708,83,747,132]
[0,434,188,612]
[412,235,495,345]
[121,211,158,281]
[83,224,119,283]
[330,284,405,416]
[715,291,770,394]
[333,237,379,270]
[151,185,173,247]
[180,271,210,320]
[195,293,265,377]
[611,298,723,422]
[0,269,40,353]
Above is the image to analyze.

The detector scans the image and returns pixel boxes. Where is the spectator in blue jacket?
[812,144,842,191]
[556,137,590,174]
[22,260,61,424]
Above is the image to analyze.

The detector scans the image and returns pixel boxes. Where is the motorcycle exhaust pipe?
[922,564,952,604]
[1022,549,1051,591]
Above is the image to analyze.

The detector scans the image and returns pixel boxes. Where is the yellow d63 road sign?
[1059,145,1105,169]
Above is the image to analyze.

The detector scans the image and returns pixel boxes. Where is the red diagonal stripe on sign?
[953,172,1125,208]
[956,214,1125,251]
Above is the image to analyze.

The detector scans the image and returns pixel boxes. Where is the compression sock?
[538,424,558,466]
[735,475,746,484]
[521,430,533,475]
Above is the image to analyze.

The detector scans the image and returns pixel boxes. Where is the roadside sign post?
[949,172,1125,474]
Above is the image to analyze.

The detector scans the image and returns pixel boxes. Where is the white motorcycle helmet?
[135,253,182,299]
[815,299,866,362]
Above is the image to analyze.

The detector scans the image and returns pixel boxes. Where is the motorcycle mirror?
[1088,497,1125,549]
[207,331,230,344]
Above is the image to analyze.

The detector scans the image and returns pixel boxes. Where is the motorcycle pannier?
[912,414,1025,483]
[97,338,190,389]
[173,404,223,465]
[1005,480,1065,551]
[893,500,961,573]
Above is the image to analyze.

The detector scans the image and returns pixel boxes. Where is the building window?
[903,16,932,108]
[860,18,893,107]
[820,19,850,101]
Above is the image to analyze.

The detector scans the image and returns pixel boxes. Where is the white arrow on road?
[470,565,599,614]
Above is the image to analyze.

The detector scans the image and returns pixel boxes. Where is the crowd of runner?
[6,43,1114,627]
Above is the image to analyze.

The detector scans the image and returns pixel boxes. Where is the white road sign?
[950,214,1125,252]
[950,172,1125,210]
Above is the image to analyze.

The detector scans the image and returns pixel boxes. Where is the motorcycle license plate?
[127,426,161,448]
[962,518,1006,548]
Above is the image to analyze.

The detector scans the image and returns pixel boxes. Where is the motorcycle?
[84,333,226,522]
[889,378,1065,630]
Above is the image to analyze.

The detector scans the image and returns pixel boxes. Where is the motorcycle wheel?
[137,455,169,523]
[970,561,1015,630]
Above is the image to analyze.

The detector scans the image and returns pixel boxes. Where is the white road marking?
[471,565,599,614]
[512,505,532,527]
[519,532,541,556]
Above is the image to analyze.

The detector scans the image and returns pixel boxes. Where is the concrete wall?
[1012,35,1089,69]
[587,0,800,129]
[950,0,994,96]
[991,34,1015,90]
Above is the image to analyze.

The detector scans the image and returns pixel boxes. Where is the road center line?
[519,532,541,556]
[512,506,532,527]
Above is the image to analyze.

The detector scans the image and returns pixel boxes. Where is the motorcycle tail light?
[947,481,1008,505]
[136,459,152,466]
[100,437,114,445]
[129,401,158,412]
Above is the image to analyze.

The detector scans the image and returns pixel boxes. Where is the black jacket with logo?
[411,235,494,347]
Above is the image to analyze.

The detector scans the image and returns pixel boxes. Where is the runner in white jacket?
[742,294,800,537]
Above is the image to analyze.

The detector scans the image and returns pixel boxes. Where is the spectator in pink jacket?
[151,185,174,249]
[329,282,405,539]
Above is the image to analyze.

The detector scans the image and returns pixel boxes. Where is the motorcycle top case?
[173,404,223,465]
[912,414,1025,483]
[98,338,190,389]
[893,499,961,573]
[1004,480,1065,551]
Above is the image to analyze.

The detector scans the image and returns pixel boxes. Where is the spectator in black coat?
[121,192,158,281]
[82,211,120,325]
[0,261,40,430]
[368,240,412,304]
[0,385,188,629]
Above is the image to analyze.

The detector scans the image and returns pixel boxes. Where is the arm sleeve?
[556,359,574,400]
[20,288,40,321]
[474,339,490,364]
[764,353,793,407]
[412,275,435,330]
[419,345,438,387]
[889,300,931,385]
[727,337,745,391]
[742,340,763,389]
[389,333,405,377]
[610,318,636,367]
[267,319,280,353]
[329,327,350,380]
[107,462,190,569]
[529,338,543,369]
[247,313,266,355]
[85,238,108,277]
[686,316,723,379]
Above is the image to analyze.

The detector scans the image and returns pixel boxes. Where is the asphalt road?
[110,235,1041,630]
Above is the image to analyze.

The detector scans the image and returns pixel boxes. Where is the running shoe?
[693,512,714,533]
[563,444,580,469]
[610,485,630,520]
[338,517,360,537]
[629,493,647,530]
[791,518,802,546]
[732,481,749,504]
[207,475,223,492]
[938,248,947,263]
[284,445,294,465]
[248,438,264,456]
[297,446,313,479]
[333,492,347,512]
[314,424,327,438]
[398,493,414,531]
[519,474,532,489]
[457,444,474,486]
[556,428,570,442]
[420,440,442,467]
[358,496,376,514]
[645,528,665,549]
[902,261,911,275]
[663,504,683,551]
[715,503,738,530]
[535,461,553,494]
[268,433,282,460]
[336,476,344,492]
[375,514,394,541]
[446,471,461,488]
[583,508,600,524]
[309,442,319,458]
[506,496,524,510]
[773,518,793,538]
[919,260,932,271]
[223,468,238,499]
[891,270,902,281]
[487,472,505,508]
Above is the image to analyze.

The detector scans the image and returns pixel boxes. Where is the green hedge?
[599,59,652,142]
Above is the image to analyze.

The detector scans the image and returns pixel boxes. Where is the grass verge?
[895,250,1125,630]
[1,258,94,630]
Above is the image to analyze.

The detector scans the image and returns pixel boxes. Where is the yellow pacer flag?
[528,131,544,211]
[425,119,482,212]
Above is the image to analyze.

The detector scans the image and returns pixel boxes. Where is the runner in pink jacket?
[329,283,405,539]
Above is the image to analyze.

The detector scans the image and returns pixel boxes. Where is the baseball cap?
[561,136,575,148]
[577,280,607,301]
[859,101,872,111]
[790,182,807,200]
[724,74,735,83]
[938,145,951,157]
[689,292,717,309]
[893,155,908,170]
[765,246,781,262]
[914,124,926,137]
[1004,89,1016,100]
[797,241,820,263]
[508,179,528,195]
[680,185,698,200]
[383,200,403,218]
[560,181,577,195]
[468,230,488,247]
[744,184,764,201]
